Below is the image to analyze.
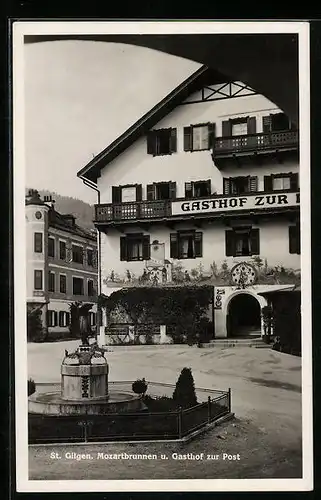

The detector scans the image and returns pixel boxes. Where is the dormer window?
[147,128,177,156]
[184,123,215,152]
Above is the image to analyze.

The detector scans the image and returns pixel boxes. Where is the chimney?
[43,195,56,209]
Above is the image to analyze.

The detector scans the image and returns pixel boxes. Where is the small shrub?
[172,367,198,408]
[27,308,44,342]
[132,378,148,396]
[28,378,36,396]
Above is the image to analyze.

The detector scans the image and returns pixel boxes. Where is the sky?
[24,40,200,204]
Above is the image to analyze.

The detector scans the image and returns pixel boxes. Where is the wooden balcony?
[213,130,298,164]
[95,199,172,224]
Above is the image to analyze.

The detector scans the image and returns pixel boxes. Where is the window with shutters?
[147,128,177,156]
[262,112,291,133]
[47,310,57,328]
[221,117,256,137]
[72,244,83,264]
[59,311,69,327]
[87,279,95,296]
[264,173,298,192]
[120,234,150,262]
[34,233,43,253]
[34,270,43,290]
[185,180,212,198]
[170,231,203,259]
[223,176,258,195]
[112,184,142,203]
[184,123,215,152]
[289,223,300,255]
[59,274,67,294]
[48,237,55,258]
[59,240,66,260]
[72,277,84,296]
[48,271,55,292]
[225,228,260,257]
[231,120,248,136]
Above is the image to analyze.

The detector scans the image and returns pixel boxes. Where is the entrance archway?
[226,293,261,338]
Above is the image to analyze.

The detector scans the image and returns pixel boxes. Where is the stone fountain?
[28,313,145,416]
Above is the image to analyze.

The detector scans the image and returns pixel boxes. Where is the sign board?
[171,192,300,216]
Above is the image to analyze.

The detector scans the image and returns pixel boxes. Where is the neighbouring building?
[77,65,300,343]
[26,190,98,339]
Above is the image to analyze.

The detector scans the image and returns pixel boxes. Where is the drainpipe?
[80,177,103,344]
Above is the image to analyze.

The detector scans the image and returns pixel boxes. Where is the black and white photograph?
[13,21,312,492]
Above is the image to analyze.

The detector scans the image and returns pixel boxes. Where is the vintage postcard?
[12,20,312,492]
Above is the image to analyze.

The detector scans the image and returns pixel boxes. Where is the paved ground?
[28,342,302,480]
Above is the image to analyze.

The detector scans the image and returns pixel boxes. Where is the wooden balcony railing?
[95,199,172,223]
[213,130,298,157]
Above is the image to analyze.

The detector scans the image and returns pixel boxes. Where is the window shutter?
[136,184,142,201]
[66,312,70,326]
[59,311,63,327]
[183,127,192,151]
[262,115,272,133]
[169,181,177,200]
[146,184,155,201]
[250,229,260,255]
[289,225,300,254]
[225,231,235,257]
[54,311,58,327]
[194,232,203,257]
[206,179,212,196]
[223,178,231,195]
[247,116,257,135]
[222,120,232,137]
[147,131,155,155]
[112,186,121,203]
[46,310,50,327]
[290,173,299,191]
[264,175,273,191]
[208,122,216,148]
[170,128,177,153]
[249,176,258,192]
[185,182,193,199]
[120,237,127,261]
[142,235,150,260]
[170,233,178,258]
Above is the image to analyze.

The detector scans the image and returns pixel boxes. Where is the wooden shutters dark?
[222,120,232,137]
[170,128,177,153]
[185,182,193,198]
[290,173,299,190]
[112,186,121,203]
[289,225,300,254]
[249,176,258,192]
[194,232,203,257]
[208,123,216,148]
[147,131,156,154]
[247,117,257,134]
[225,231,235,256]
[146,184,155,201]
[250,229,260,255]
[54,311,58,327]
[223,178,231,195]
[184,127,192,151]
[136,184,142,202]
[262,115,272,133]
[142,235,151,260]
[264,175,273,191]
[170,233,178,258]
[169,181,177,200]
[120,237,127,261]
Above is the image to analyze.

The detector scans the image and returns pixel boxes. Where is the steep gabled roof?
[77,65,227,184]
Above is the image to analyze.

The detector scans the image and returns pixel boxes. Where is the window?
[47,310,57,328]
[221,117,256,137]
[73,277,84,296]
[59,240,66,260]
[48,271,55,292]
[87,249,93,266]
[289,223,300,255]
[147,128,177,156]
[87,279,95,296]
[185,180,211,199]
[34,270,43,290]
[170,231,202,259]
[264,173,299,192]
[48,237,55,257]
[120,234,150,262]
[112,184,142,203]
[59,274,67,294]
[58,311,70,327]
[72,244,83,264]
[262,112,293,133]
[223,176,258,195]
[34,233,43,253]
[184,123,215,151]
[146,181,176,201]
[225,228,260,257]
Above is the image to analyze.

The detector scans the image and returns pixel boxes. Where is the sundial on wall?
[230,262,257,287]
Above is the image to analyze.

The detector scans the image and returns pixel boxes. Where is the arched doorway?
[226,293,261,338]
